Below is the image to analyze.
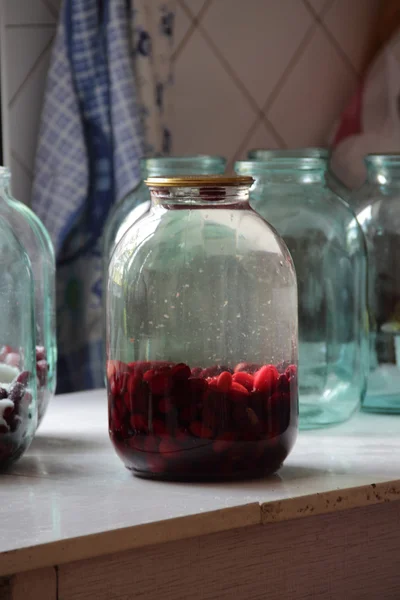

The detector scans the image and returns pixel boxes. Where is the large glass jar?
[0,168,56,426]
[106,176,298,480]
[103,155,226,266]
[236,155,368,429]
[0,214,37,467]
[353,154,400,413]
[248,148,350,202]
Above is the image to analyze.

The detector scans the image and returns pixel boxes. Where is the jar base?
[299,401,359,429]
[127,460,284,482]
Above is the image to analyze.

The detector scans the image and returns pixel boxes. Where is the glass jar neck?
[235,159,327,185]
[141,156,226,178]
[148,185,250,207]
[365,155,400,184]
[248,148,329,161]
[0,167,12,198]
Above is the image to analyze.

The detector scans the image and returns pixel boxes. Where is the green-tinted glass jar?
[352,154,400,413]
[0,168,56,426]
[103,156,227,266]
[236,154,368,429]
[248,148,350,203]
[0,214,37,467]
[106,176,298,480]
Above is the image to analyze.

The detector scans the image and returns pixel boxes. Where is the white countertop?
[1,389,400,576]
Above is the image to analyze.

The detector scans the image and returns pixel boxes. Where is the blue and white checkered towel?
[32,0,173,392]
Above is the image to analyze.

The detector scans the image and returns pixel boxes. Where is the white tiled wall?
[0,0,61,205]
[171,0,381,169]
[0,0,380,204]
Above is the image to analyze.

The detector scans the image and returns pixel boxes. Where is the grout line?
[40,0,60,20]
[303,0,334,20]
[8,36,54,108]
[194,22,261,117]
[172,0,212,62]
[229,114,285,170]
[11,149,34,180]
[263,16,318,115]
[318,19,360,78]
[304,0,360,79]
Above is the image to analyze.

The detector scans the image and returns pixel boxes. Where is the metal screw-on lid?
[145,175,253,187]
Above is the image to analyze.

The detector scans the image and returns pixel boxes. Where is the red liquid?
[107,360,298,480]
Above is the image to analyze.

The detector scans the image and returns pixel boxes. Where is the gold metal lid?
[145,175,253,187]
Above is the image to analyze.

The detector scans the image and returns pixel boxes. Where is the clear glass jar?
[0,214,37,467]
[236,155,368,429]
[103,155,227,265]
[353,154,400,412]
[0,168,56,426]
[248,148,350,202]
[106,176,298,480]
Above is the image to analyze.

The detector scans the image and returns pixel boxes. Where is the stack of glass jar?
[236,150,368,429]
[0,167,56,468]
[106,175,298,480]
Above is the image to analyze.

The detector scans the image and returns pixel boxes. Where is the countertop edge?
[0,503,260,577]
[2,479,400,577]
[261,480,400,523]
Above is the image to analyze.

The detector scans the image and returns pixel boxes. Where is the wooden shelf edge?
[0,503,260,577]
[261,479,400,523]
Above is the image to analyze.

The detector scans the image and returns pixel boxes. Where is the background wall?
[0,0,380,204]
[171,0,381,169]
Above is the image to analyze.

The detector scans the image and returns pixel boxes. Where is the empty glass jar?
[0,214,37,467]
[353,154,400,412]
[106,175,298,480]
[103,155,226,266]
[236,154,368,429]
[248,148,350,202]
[0,168,56,426]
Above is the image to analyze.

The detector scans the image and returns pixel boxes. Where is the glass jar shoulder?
[252,183,364,251]
[104,182,150,255]
[354,184,400,236]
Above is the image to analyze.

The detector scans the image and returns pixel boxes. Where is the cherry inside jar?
[108,359,298,480]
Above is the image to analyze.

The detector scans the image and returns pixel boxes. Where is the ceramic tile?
[306,0,332,17]
[4,0,56,25]
[323,0,381,73]
[8,47,52,176]
[232,120,281,165]
[10,155,33,206]
[268,27,357,147]
[171,28,255,163]
[173,2,193,54]
[6,28,54,103]
[201,0,314,108]
[181,0,209,19]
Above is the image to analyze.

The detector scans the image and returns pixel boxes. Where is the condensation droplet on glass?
[279,261,283,266]
[199,268,204,273]
[163,314,169,319]
[223,300,228,307]
[184,284,190,288]
[236,314,241,318]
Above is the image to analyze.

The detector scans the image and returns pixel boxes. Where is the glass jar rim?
[145,175,253,188]
[248,147,329,160]
[235,157,327,172]
[141,155,226,170]
[365,153,400,165]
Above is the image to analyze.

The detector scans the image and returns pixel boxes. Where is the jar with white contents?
[0,215,37,467]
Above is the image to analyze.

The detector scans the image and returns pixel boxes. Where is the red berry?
[230,382,249,396]
[148,372,171,395]
[234,362,260,374]
[171,363,191,380]
[253,365,279,393]
[159,439,180,454]
[130,413,147,431]
[232,371,254,391]
[152,419,167,436]
[217,371,232,392]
